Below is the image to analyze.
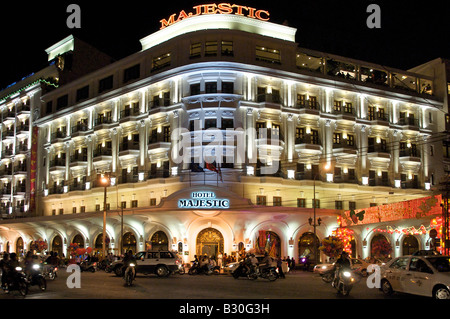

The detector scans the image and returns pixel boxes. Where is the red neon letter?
[255,10,270,21]
[160,13,177,29]
[217,3,233,14]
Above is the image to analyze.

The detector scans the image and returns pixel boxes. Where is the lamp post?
[100,173,110,258]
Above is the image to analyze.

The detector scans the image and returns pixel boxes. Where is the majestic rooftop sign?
[160,3,270,29]
[178,191,230,209]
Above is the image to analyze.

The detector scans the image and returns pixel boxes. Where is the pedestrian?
[276,255,285,278]
[290,257,295,272]
[0,253,10,290]
[217,251,223,272]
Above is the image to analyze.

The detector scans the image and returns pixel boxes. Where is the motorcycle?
[3,266,28,296]
[247,266,278,281]
[332,267,355,296]
[321,265,336,283]
[124,263,136,287]
[232,261,257,279]
[43,263,58,280]
[78,261,97,272]
[188,261,220,275]
[97,259,111,271]
[27,263,47,291]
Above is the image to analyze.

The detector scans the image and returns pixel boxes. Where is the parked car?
[313,258,371,276]
[111,251,183,277]
[380,254,450,299]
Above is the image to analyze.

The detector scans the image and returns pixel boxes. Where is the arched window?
[52,236,63,257]
[150,231,168,251]
[298,232,319,264]
[72,234,84,248]
[371,234,392,260]
[402,235,419,256]
[16,237,24,255]
[122,232,136,254]
[196,228,224,258]
[257,230,281,258]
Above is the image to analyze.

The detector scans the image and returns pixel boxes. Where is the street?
[0,268,423,300]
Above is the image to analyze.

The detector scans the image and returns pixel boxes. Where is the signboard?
[160,3,270,29]
[178,191,230,209]
[29,126,39,213]
[338,195,442,227]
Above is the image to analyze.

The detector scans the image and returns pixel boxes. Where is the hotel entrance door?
[196,228,224,258]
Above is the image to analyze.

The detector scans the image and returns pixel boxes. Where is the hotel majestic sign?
[160,3,270,29]
[178,191,230,209]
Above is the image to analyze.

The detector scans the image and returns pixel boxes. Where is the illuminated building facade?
[0,9,447,262]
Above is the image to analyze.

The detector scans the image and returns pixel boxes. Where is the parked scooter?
[78,261,97,272]
[27,263,47,291]
[3,266,28,296]
[188,261,220,275]
[332,267,355,296]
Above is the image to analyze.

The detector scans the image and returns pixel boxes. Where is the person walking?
[276,255,285,278]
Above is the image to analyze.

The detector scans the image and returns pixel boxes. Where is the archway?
[72,234,84,248]
[150,231,169,251]
[402,235,419,256]
[256,230,281,258]
[16,237,24,255]
[196,228,224,259]
[51,235,63,257]
[94,234,110,254]
[122,232,137,254]
[371,234,392,260]
[298,232,319,264]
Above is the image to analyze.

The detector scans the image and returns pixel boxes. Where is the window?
[344,102,353,114]
[72,207,77,214]
[205,82,217,94]
[273,197,282,207]
[296,127,305,143]
[221,41,233,56]
[335,201,343,209]
[389,257,409,270]
[80,206,85,213]
[256,196,266,206]
[95,204,100,212]
[46,101,53,115]
[163,126,171,142]
[190,83,201,96]
[221,118,234,129]
[205,41,218,56]
[121,201,126,209]
[99,75,114,93]
[150,198,157,206]
[123,64,140,83]
[52,209,56,216]
[131,200,138,208]
[312,199,320,208]
[297,198,306,208]
[152,53,171,71]
[222,82,234,94]
[190,43,202,58]
[204,119,217,129]
[334,100,342,112]
[76,86,89,102]
[256,46,281,64]
[56,95,69,110]
[349,201,356,210]
[59,209,64,215]
[409,258,433,274]
[333,133,341,145]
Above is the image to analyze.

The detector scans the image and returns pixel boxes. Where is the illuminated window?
[190,42,202,58]
[205,41,218,56]
[273,197,282,207]
[256,46,281,64]
[221,41,233,56]
[151,52,171,72]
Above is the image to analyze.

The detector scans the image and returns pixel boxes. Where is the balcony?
[118,174,139,184]
[119,142,140,159]
[367,145,391,160]
[94,117,114,129]
[294,100,321,115]
[50,131,68,143]
[120,107,141,121]
[333,140,357,155]
[398,117,420,130]
[294,136,322,154]
[332,106,356,121]
[49,158,66,172]
[255,129,285,149]
[71,124,90,137]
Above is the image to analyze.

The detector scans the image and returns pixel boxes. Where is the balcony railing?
[295,136,321,145]
[400,149,420,158]
[120,107,140,119]
[93,148,112,157]
[49,158,66,167]
[398,117,419,127]
[119,142,140,152]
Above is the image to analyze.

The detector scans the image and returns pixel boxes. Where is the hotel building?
[0,8,447,263]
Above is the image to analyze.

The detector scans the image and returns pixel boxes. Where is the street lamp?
[100,173,110,258]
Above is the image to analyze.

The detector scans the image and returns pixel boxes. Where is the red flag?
[206,161,223,182]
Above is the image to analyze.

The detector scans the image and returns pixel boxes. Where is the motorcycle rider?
[333,251,351,287]
[122,250,137,279]
[249,254,259,275]
[0,253,10,291]
[259,252,272,274]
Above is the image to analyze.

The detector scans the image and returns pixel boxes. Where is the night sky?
[0,0,448,90]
